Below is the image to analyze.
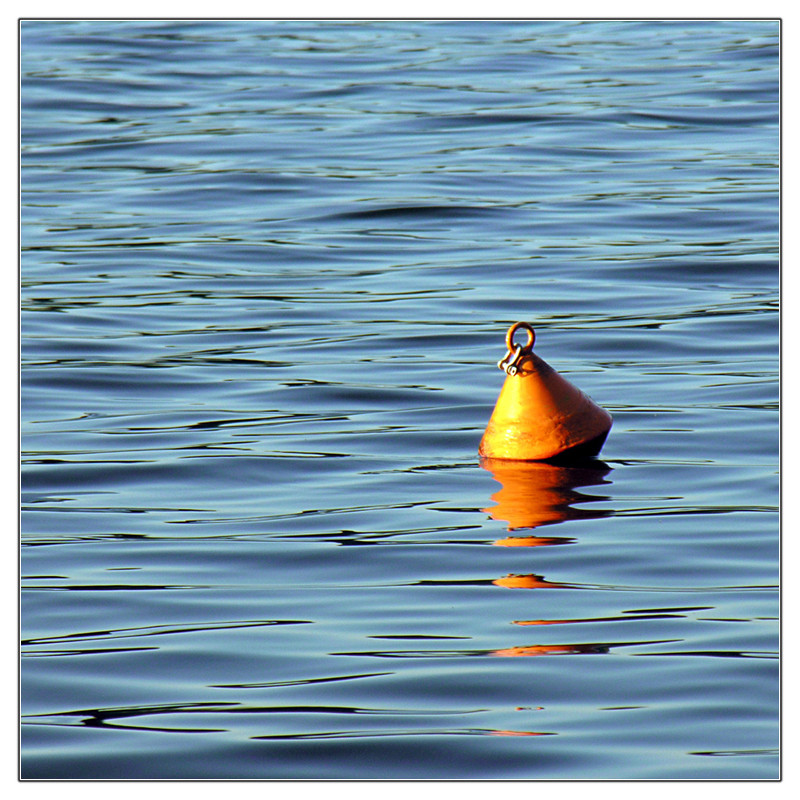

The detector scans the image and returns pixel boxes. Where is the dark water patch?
[321,203,510,223]
[22,98,188,115]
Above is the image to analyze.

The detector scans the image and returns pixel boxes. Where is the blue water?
[20,19,779,779]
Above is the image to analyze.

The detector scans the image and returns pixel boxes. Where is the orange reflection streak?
[488,729,549,737]
[480,457,611,534]
[492,573,566,589]
[492,643,609,657]
[513,612,684,626]
[493,535,566,547]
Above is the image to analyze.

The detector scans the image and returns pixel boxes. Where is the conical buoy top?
[479,322,612,462]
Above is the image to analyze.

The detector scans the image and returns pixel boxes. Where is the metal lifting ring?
[505,321,535,355]
[497,322,535,375]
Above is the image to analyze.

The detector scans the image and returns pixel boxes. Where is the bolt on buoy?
[479,322,612,462]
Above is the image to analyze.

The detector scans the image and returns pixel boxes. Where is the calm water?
[20,20,779,779]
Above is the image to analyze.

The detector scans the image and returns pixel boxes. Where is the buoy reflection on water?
[481,456,612,535]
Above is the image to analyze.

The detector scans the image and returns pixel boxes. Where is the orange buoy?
[479,322,612,461]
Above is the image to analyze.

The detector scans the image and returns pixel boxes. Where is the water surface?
[21,19,779,779]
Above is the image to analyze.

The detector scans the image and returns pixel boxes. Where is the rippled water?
[20,19,779,779]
